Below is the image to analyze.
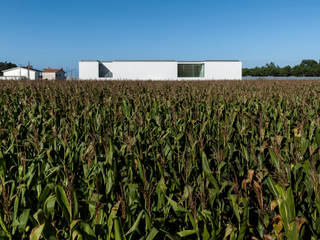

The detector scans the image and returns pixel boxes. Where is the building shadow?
[99,63,113,78]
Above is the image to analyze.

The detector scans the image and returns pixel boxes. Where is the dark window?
[178,64,204,78]
[99,63,113,78]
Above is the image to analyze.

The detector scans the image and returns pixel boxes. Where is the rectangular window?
[178,64,204,78]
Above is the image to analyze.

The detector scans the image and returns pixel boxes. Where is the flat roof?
[80,60,241,62]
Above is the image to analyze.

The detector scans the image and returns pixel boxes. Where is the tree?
[279,65,291,76]
[0,62,17,76]
[242,59,320,77]
[300,59,318,67]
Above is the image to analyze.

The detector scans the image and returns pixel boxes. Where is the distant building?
[79,60,242,80]
[42,68,66,80]
[1,66,41,80]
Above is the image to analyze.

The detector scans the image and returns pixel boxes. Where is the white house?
[79,60,242,80]
[1,66,41,80]
[42,68,66,80]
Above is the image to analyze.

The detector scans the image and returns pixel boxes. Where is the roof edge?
[2,67,41,72]
[80,60,241,63]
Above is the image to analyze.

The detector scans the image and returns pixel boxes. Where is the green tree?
[300,59,318,67]
[243,59,320,77]
[0,62,17,76]
[279,65,291,76]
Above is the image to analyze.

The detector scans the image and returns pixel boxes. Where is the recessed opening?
[99,63,113,78]
[178,64,204,78]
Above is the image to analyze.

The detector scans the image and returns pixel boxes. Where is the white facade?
[205,61,242,80]
[0,76,27,80]
[42,72,56,80]
[2,67,40,80]
[42,70,66,80]
[79,60,242,80]
[79,61,99,80]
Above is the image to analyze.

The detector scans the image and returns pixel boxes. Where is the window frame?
[177,63,205,78]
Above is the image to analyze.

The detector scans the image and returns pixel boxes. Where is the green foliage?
[0,62,17,76]
[0,80,320,239]
[243,59,320,76]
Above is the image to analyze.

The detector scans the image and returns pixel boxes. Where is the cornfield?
[1,80,320,239]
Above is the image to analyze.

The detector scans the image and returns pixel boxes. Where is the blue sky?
[1,0,320,75]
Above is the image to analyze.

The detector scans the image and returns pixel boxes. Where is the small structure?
[1,66,41,80]
[42,68,66,80]
[79,60,242,80]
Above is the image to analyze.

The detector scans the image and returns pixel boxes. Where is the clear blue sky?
[1,0,320,75]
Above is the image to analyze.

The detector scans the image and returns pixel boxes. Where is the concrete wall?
[111,61,177,80]
[79,60,242,80]
[205,61,242,80]
[79,61,99,80]
[3,68,40,80]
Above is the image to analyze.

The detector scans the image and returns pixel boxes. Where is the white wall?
[42,71,65,80]
[3,68,40,80]
[42,72,56,80]
[111,61,177,80]
[205,61,242,80]
[79,60,242,80]
[0,76,27,80]
[79,61,99,80]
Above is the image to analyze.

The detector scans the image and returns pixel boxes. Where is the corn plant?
[0,80,320,239]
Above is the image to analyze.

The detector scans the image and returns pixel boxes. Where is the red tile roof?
[43,68,65,73]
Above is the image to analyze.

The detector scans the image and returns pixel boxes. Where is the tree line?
[243,60,320,77]
[0,62,17,76]
[2,60,320,77]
